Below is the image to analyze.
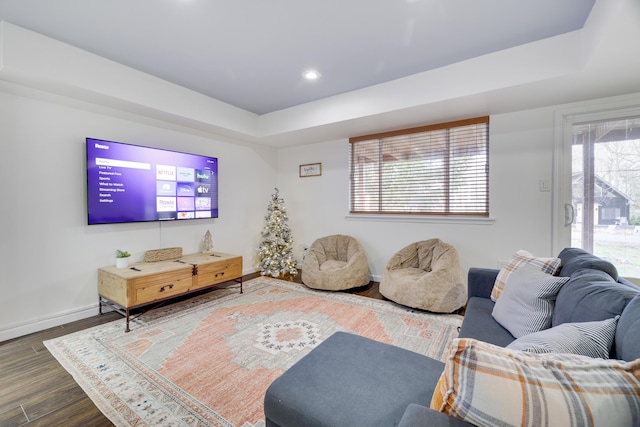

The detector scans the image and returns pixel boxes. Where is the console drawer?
[135,276,192,303]
[131,270,193,304]
[195,257,243,288]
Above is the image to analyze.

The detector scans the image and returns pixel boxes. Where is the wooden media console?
[98,252,242,332]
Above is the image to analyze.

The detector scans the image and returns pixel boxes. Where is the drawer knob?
[160,284,174,292]
[215,272,225,278]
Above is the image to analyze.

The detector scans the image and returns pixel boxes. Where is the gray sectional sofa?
[264,248,640,426]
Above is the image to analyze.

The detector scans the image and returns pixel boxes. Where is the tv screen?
[86,138,218,225]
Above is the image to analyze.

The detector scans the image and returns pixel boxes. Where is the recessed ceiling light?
[302,69,321,80]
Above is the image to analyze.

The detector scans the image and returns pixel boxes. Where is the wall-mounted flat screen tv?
[86,138,218,225]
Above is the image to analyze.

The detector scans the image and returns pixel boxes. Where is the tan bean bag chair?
[380,239,466,313]
[302,235,371,290]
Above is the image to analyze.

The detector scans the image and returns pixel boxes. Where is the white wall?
[276,105,560,280]
[4,82,634,342]
[2,84,636,342]
[0,89,277,341]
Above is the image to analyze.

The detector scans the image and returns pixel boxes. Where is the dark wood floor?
[0,274,382,426]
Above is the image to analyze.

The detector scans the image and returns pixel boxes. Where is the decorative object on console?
[257,188,298,279]
[202,229,213,253]
[143,247,183,262]
[115,249,131,269]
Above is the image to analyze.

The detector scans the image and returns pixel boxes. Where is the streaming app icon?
[195,169,212,182]
[156,181,177,196]
[156,165,177,181]
[197,184,211,195]
[195,197,211,210]
[177,211,195,219]
[177,183,195,196]
[156,197,177,212]
[177,197,195,211]
[177,167,195,182]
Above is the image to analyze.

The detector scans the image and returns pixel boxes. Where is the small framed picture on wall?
[299,163,322,177]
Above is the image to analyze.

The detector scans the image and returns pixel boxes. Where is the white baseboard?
[0,303,105,343]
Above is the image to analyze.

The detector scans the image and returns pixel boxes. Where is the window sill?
[345,214,496,225]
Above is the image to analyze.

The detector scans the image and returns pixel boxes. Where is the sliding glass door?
[559,114,640,279]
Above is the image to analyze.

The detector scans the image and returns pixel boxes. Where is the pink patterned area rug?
[45,277,462,427]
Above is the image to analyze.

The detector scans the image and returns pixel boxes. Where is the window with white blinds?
[349,116,489,216]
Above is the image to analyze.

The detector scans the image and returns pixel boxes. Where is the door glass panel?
[571,117,640,278]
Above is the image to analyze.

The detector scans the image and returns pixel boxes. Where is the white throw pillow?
[492,264,569,338]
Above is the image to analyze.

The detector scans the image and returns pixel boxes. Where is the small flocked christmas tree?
[257,188,298,278]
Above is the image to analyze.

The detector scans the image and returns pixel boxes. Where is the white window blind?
[349,117,489,216]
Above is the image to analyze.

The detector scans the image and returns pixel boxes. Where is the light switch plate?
[539,179,551,192]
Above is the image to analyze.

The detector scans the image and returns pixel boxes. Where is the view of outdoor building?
[572,117,640,278]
